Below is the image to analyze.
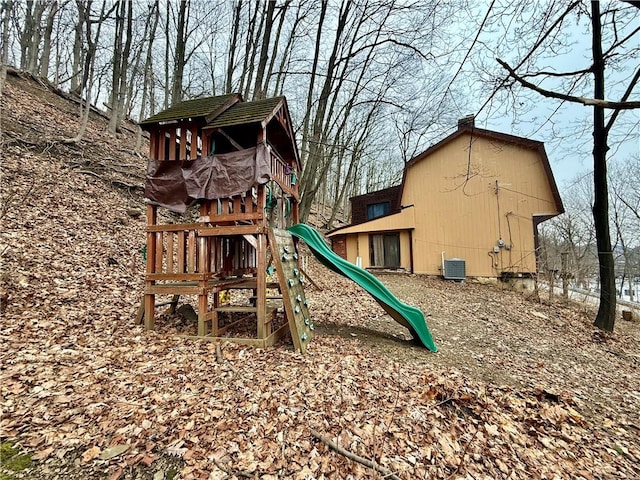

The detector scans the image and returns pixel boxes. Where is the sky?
[456,1,639,192]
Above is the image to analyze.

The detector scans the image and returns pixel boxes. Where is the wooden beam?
[197,225,266,236]
[217,128,244,151]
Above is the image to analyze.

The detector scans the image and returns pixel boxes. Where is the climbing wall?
[269,228,314,353]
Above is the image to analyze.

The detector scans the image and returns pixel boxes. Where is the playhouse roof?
[140,93,241,126]
[206,96,286,129]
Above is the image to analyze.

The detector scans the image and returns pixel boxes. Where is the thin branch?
[476,0,582,115]
[497,58,640,109]
[605,66,640,132]
[522,67,593,78]
[311,429,401,480]
[604,24,640,57]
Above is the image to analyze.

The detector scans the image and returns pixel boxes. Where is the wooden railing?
[198,187,265,225]
[146,223,260,281]
[268,146,298,199]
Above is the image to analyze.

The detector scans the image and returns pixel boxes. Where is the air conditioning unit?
[444,258,466,280]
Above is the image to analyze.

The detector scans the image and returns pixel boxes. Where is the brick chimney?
[457,115,475,130]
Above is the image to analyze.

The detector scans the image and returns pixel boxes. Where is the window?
[370,233,400,268]
[367,202,390,220]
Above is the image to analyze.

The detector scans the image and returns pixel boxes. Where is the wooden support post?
[256,233,267,339]
[198,281,208,337]
[145,204,158,330]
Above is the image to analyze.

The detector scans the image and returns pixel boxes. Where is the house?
[328,117,564,283]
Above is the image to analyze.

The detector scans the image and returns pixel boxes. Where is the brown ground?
[306,269,640,424]
[1,70,639,480]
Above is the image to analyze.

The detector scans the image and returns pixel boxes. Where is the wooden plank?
[187,230,196,273]
[215,306,258,313]
[197,225,266,236]
[178,335,267,347]
[268,228,314,353]
[166,233,174,273]
[198,236,207,273]
[145,273,208,281]
[146,233,156,274]
[179,125,187,160]
[147,223,202,232]
[146,285,203,295]
[155,232,164,273]
[158,128,166,160]
[177,231,186,273]
[168,130,176,160]
[149,131,158,159]
[198,212,264,223]
[191,125,199,158]
[264,323,291,347]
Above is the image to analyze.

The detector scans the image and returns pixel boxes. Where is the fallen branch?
[310,429,401,480]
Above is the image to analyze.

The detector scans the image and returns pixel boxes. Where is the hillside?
[1,71,639,480]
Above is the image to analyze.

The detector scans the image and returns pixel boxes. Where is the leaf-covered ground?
[1,71,639,479]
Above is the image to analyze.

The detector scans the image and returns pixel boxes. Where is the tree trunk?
[225,0,242,93]
[108,0,133,135]
[171,0,188,104]
[66,0,111,143]
[242,0,264,100]
[20,0,46,73]
[39,1,59,79]
[252,0,275,100]
[591,1,616,331]
[70,0,84,94]
[0,0,12,95]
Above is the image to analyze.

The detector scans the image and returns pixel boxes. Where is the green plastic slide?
[287,224,437,352]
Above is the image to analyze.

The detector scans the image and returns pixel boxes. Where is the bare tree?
[495,1,639,331]
[0,0,12,94]
[65,0,114,143]
[107,0,133,134]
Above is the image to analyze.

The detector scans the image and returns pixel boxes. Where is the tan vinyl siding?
[402,133,560,276]
[399,231,411,270]
[346,235,359,264]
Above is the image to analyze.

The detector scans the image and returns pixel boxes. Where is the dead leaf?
[82,446,101,463]
[98,444,129,460]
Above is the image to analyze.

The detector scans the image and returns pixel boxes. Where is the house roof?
[327,207,415,237]
[140,93,241,126]
[206,96,286,129]
[349,185,402,204]
[401,124,564,215]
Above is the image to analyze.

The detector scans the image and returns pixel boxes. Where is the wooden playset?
[138,94,314,352]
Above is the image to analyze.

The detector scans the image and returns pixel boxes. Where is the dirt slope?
[1,71,639,480]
